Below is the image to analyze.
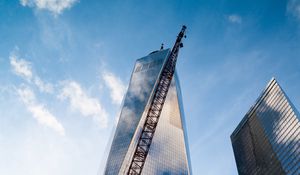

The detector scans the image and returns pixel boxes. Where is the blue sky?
[1,0,300,174]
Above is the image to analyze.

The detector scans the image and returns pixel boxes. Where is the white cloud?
[17,86,65,136]
[20,0,78,15]
[10,53,54,93]
[59,81,108,127]
[9,52,107,130]
[287,0,300,20]
[10,54,33,80]
[228,14,242,24]
[102,71,126,105]
[34,77,54,93]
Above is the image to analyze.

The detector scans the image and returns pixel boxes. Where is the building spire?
[160,43,164,50]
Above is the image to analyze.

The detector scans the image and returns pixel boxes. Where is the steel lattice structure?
[127,26,187,175]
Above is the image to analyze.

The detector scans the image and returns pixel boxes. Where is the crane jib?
[127,25,187,175]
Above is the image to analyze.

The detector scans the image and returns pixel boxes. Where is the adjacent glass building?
[104,49,192,175]
[231,78,300,175]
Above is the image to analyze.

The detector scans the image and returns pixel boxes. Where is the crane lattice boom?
[127,25,187,175]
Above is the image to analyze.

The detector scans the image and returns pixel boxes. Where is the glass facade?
[231,78,300,175]
[104,49,192,175]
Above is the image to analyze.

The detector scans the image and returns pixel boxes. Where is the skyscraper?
[104,49,192,175]
[231,78,300,175]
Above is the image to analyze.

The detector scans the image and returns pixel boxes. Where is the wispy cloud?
[10,54,32,80]
[287,0,300,20]
[34,76,54,93]
[59,81,108,128]
[9,53,54,93]
[227,14,242,24]
[102,71,126,105]
[17,85,65,135]
[9,51,108,129]
[20,0,78,15]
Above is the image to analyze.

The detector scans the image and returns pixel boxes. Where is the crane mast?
[127,25,187,175]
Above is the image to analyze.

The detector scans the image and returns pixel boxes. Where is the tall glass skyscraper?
[104,49,192,175]
[231,78,300,175]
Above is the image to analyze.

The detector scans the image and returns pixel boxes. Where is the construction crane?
[127,25,187,175]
